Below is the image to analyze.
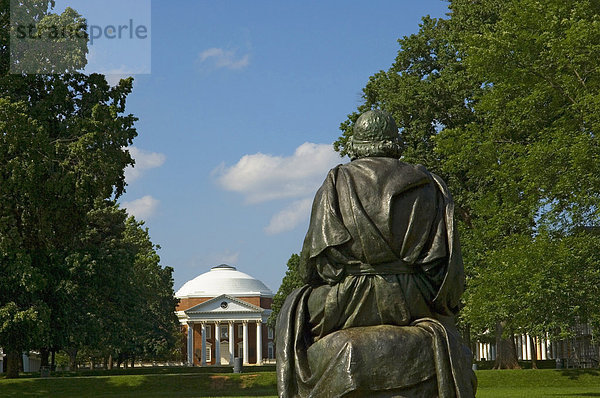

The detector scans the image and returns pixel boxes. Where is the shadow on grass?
[560,369,600,380]
[0,373,278,397]
[550,394,600,397]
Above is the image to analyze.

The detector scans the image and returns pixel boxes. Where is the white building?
[175,264,275,366]
[475,326,599,368]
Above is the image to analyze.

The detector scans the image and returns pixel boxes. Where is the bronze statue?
[276,110,476,397]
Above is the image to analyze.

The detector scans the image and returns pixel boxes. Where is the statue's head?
[347,110,402,160]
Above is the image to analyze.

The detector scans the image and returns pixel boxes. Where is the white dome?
[175,264,273,298]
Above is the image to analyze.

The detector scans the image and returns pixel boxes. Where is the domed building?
[176,264,274,366]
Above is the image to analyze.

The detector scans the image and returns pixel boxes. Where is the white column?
[525,334,531,360]
[187,322,194,366]
[201,322,207,366]
[22,352,30,372]
[215,322,221,365]
[541,338,547,360]
[256,320,263,365]
[229,321,235,365]
[518,335,524,360]
[243,320,249,365]
[519,335,527,361]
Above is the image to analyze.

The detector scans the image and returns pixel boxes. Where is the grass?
[0,368,599,397]
[476,369,600,398]
[0,369,278,397]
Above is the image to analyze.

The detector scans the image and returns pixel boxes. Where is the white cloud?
[198,47,250,70]
[215,142,343,204]
[122,195,160,220]
[124,146,166,184]
[265,198,313,235]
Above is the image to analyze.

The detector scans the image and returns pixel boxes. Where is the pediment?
[184,294,263,314]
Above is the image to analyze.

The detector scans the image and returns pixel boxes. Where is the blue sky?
[54,0,450,293]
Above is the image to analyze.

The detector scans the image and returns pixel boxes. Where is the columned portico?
[176,265,274,367]
[179,296,273,366]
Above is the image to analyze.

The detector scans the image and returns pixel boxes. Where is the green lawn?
[0,368,598,397]
[0,371,277,398]
[476,369,600,398]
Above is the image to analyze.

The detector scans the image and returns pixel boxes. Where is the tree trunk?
[493,320,521,369]
[462,323,474,360]
[103,356,108,370]
[51,349,56,371]
[40,348,49,368]
[107,355,113,370]
[5,349,21,379]
[90,357,95,370]
[67,348,78,371]
[530,335,538,369]
[130,356,135,368]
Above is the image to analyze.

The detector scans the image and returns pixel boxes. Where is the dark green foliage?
[267,254,302,328]
[54,202,180,368]
[123,217,181,361]
[335,0,600,367]
[0,0,178,376]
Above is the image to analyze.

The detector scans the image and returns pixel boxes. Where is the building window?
[268,327,274,340]
[206,346,212,362]
[238,324,243,337]
[220,326,228,340]
[205,325,211,339]
[268,342,274,359]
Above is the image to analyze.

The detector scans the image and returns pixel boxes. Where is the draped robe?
[276,157,476,398]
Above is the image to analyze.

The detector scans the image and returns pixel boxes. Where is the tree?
[268,254,302,328]
[57,203,180,369]
[122,217,180,364]
[443,0,600,368]
[59,201,137,370]
[0,1,137,377]
[335,0,600,368]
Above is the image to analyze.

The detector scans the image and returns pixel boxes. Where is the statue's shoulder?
[343,157,431,177]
